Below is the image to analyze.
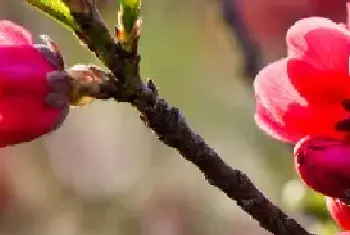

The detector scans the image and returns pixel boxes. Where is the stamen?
[342,99,350,111]
[335,119,350,131]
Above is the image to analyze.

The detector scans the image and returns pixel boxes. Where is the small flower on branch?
[254,3,350,231]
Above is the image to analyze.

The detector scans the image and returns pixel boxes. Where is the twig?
[65,1,314,235]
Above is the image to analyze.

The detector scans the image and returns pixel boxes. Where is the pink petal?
[0,21,32,45]
[286,17,350,70]
[254,58,308,123]
[254,58,310,142]
[286,17,350,103]
[0,97,61,146]
[0,46,54,96]
[285,104,347,140]
[254,58,349,142]
[326,197,350,230]
[287,58,350,104]
[255,96,301,143]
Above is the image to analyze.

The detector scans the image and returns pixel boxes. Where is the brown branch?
[64,1,314,235]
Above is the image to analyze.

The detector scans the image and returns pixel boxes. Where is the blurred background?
[0,0,347,234]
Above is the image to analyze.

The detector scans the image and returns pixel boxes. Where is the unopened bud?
[294,136,350,202]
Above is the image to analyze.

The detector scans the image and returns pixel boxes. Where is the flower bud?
[294,136,350,201]
[0,20,70,147]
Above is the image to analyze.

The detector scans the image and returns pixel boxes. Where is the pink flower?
[326,197,350,230]
[0,20,69,147]
[254,16,350,143]
[294,136,350,200]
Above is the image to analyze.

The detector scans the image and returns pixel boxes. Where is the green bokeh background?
[0,1,339,234]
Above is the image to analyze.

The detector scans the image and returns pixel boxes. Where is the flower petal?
[0,97,61,146]
[254,58,348,142]
[287,58,350,104]
[0,46,54,95]
[326,197,350,230]
[286,17,350,104]
[285,103,347,140]
[286,17,350,72]
[254,58,308,123]
[255,96,301,142]
[0,21,32,45]
[254,58,310,142]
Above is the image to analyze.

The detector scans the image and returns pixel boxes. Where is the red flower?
[254,16,350,143]
[326,197,350,230]
[294,136,350,200]
[0,21,69,147]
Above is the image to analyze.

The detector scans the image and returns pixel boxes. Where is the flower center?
[335,99,350,131]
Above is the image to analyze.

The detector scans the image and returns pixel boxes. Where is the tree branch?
[65,1,314,235]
